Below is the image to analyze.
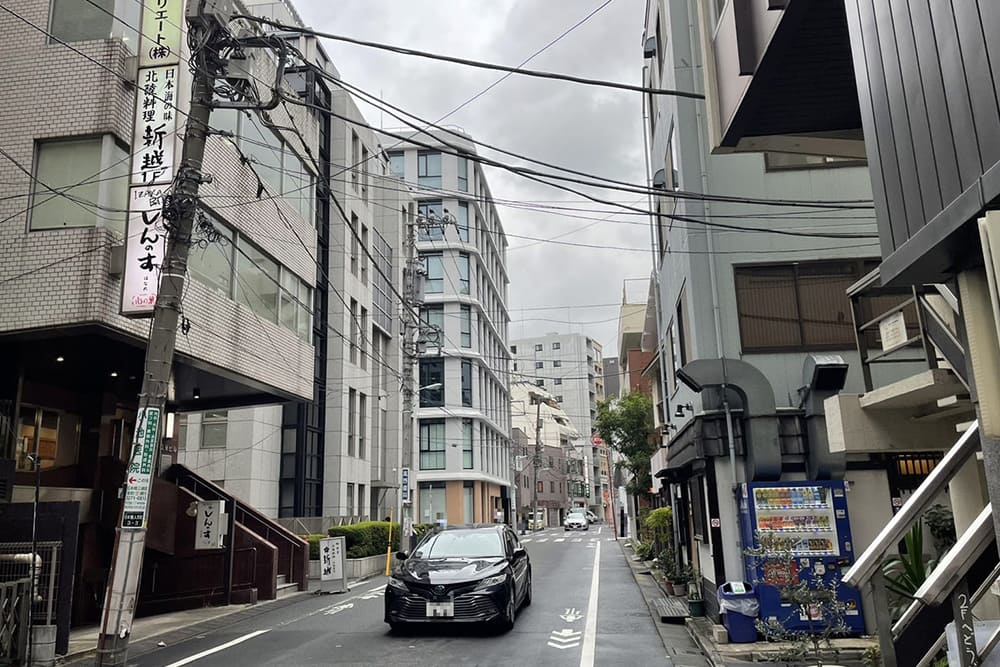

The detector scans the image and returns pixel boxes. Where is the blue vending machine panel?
[739,481,865,635]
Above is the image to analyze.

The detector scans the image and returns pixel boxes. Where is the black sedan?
[384,524,531,632]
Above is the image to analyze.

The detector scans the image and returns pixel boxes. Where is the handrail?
[915,561,1000,666]
[932,283,959,313]
[843,421,980,587]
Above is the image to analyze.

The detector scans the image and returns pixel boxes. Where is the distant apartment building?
[380,128,512,525]
[509,333,607,514]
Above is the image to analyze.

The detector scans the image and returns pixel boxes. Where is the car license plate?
[426,601,454,618]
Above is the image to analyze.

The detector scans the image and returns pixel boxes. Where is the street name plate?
[122,406,160,529]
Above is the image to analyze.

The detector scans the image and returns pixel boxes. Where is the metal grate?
[0,578,30,663]
[0,542,62,628]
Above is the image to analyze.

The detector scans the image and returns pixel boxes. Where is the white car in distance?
[563,510,589,531]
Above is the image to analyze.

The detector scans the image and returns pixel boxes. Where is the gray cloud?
[296,0,651,352]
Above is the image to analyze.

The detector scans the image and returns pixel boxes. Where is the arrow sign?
[547,628,582,649]
[560,608,583,622]
[323,603,354,616]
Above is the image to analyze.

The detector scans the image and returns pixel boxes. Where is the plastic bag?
[719,595,759,617]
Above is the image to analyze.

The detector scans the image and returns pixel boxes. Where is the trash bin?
[718,582,759,643]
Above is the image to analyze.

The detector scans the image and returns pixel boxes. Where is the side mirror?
[513,546,526,559]
[395,551,408,561]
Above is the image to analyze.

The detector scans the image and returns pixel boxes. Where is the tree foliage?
[594,391,656,497]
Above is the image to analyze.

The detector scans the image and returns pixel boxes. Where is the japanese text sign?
[195,500,226,550]
[139,0,183,68]
[122,407,161,529]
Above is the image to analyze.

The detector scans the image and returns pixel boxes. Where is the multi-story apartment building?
[510,381,587,527]
[380,128,512,526]
[0,0,339,645]
[510,333,607,515]
[698,1,1000,663]
[642,0,897,625]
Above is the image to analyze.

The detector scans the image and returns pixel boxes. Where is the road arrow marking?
[547,641,580,650]
[547,628,582,649]
[323,603,354,615]
[559,608,583,622]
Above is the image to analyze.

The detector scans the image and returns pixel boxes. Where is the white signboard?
[122,407,161,529]
[122,185,169,315]
[319,536,347,593]
[879,311,908,352]
[131,65,180,186]
[195,500,226,550]
[139,0,183,68]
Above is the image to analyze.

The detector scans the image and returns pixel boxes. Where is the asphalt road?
[122,526,675,667]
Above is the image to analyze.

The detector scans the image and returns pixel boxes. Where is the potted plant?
[671,563,690,597]
[687,570,705,616]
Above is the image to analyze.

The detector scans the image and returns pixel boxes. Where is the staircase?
[137,465,308,615]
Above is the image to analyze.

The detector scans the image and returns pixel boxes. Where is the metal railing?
[0,542,61,628]
[0,578,29,664]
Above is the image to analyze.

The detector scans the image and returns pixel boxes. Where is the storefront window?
[16,407,79,471]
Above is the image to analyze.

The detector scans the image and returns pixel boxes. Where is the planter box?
[308,554,391,581]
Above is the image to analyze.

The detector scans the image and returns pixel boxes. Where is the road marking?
[555,538,565,543]
[560,607,583,622]
[323,602,355,615]
[164,630,270,667]
[580,540,600,667]
[571,538,582,543]
[521,538,532,543]
[536,538,548,543]
[547,628,582,650]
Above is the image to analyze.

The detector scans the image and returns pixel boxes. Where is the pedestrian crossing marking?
[555,538,565,543]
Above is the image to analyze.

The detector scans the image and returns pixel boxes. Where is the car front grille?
[394,593,500,621]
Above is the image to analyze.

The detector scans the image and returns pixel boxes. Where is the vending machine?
[738,480,865,634]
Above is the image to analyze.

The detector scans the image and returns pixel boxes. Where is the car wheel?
[497,586,516,632]
[523,570,532,608]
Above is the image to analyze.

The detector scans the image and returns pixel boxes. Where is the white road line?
[164,630,270,667]
[521,538,532,543]
[536,538,548,543]
[571,538,582,543]
[555,538,565,543]
[580,540,600,667]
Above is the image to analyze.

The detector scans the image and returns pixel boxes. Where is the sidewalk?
[62,575,381,664]
[618,540,711,667]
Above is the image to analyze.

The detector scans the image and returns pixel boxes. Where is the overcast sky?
[294,0,652,355]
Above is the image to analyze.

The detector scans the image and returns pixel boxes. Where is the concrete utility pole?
[532,396,542,530]
[96,5,230,665]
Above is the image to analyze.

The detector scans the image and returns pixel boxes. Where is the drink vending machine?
[737,480,865,634]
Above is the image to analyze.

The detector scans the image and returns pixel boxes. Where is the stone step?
[277,581,299,599]
[276,574,287,586]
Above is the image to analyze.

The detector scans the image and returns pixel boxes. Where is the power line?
[236,14,706,100]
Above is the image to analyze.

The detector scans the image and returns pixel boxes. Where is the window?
[553,360,562,368]
[424,254,444,293]
[458,253,470,294]
[417,200,444,240]
[419,420,446,469]
[358,484,366,516]
[361,146,369,202]
[347,483,355,515]
[360,225,369,284]
[462,419,474,469]
[189,218,234,296]
[419,359,444,407]
[351,132,360,191]
[764,153,867,171]
[536,380,545,387]
[554,378,562,385]
[550,481,555,493]
[462,360,473,407]
[552,342,561,350]
[457,202,470,241]
[360,307,368,369]
[349,213,359,275]
[535,361,544,369]
[50,0,139,50]
[537,481,544,494]
[348,389,357,456]
[31,136,128,234]
[534,344,543,352]
[556,395,563,402]
[734,260,868,352]
[420,305,444,348]
[359,393,367,459]
[388,151,404,178]
[417,151,442,188]
[457,156,469,191]
[349,299,359,363]
[236,239,279,323]
[201,411,228,449]
[460,305,472,347]
[511,345,517,354]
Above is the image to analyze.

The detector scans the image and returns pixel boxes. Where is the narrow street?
[105,527,699,667]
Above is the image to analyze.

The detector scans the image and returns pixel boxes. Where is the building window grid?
[419,420,446,470]
[463,419,474,469]
[347,388,357,456]
[358,393,367,459]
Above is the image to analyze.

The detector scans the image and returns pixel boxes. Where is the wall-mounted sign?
[121,0,183,317]
[401,467,410,504]
[879,311,908,353]
[195,500,226,550]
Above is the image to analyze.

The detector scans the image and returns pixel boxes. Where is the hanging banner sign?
[122,185,170,314]
[122,407,161,529]
[139,0,184,68]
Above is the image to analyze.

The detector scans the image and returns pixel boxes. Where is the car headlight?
[475,574,508,590]
[387,577,409,591]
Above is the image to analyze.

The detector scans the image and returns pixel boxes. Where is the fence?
[0,542,61,665]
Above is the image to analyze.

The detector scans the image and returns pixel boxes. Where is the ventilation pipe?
[676,358,781,481]
[800,354,848,480]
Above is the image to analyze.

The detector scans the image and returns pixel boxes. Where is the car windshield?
[414,531,505,559]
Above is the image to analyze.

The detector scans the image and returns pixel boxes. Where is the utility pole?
[399,206,419,549]
[96,5,230,665]
[532,396,542,531]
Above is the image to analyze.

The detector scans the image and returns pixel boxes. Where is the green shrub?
[643,507,673,552]
[327,521,401,559]
[304,534,326,560]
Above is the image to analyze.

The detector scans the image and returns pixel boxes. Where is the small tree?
[594,391,657,498]
[745,532,849,666]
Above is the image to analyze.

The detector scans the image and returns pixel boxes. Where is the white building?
[380,128,512,525]
[509,333,608,513]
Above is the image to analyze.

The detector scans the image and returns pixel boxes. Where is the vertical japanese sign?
[401,467,411,504]
[319,536,348,593]
[122,0,184,317]
[195,500,226,550]
[122,407,161,528]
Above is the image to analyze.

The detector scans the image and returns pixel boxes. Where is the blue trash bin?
[718,582,758,643]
